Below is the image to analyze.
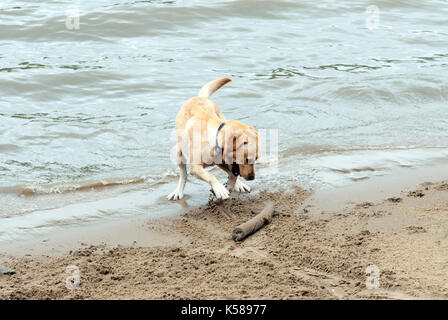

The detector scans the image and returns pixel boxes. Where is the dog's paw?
[167,189,184,201]
[234,179,250,193]
[212,182,230,200]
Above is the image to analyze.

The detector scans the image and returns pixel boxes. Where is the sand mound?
[2,183,448,299]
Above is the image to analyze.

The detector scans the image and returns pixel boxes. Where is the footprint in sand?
[216,245,271,261]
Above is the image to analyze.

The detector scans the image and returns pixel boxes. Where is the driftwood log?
[232,201,275,241]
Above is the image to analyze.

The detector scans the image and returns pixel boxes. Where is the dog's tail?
[198,77,232,98]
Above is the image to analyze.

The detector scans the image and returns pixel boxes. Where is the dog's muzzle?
[231,163,240,177]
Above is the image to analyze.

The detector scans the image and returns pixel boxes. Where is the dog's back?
[175,78,232,131]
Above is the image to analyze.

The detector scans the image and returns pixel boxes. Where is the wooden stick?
[232,201,275,241]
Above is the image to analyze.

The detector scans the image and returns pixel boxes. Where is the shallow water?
[1,0,448,243]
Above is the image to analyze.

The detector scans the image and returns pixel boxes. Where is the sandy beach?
[2,0,448,302]
[2,178,448,300]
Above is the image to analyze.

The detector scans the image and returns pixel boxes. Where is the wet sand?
[2,180,448,299]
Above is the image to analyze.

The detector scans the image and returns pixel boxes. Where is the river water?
[1,0,448,243]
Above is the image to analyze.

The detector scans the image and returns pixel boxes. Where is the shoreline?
[1,173,448,299]
[2,161,448,259]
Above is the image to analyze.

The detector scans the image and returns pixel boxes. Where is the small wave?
[0,62,46,73]
[0,176,149,196]
[330,166,376,174]
[303,63,383,74]
[0,62,105,73]
[0,144,21,152]
[0,167,182,196]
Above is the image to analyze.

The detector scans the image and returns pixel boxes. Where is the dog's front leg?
[190,164,229,200]
[218,165,250,193]
[218,164,237,191]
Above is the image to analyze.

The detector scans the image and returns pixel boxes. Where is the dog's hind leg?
[167,147,187,201]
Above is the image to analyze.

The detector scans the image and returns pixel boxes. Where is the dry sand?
[2,181,448,300]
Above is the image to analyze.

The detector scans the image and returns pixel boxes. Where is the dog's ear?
[246,126,259,161]
[223,132,236,165]
[223,129,243,164]
[255,130,259,160]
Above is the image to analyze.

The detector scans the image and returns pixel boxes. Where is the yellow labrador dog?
[168,78,259,201]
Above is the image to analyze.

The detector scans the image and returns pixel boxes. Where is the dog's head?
[222,121,259,181]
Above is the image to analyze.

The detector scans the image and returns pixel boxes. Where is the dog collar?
[214,122,226,154]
